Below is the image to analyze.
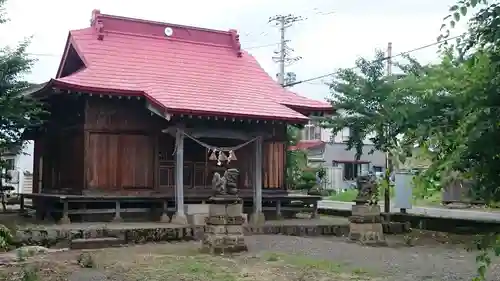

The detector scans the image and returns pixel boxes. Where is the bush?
[0,224,13,251]
[77,252,96,268]
[296,171,317,190]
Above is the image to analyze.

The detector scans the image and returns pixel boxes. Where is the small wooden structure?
[21,10,331,223]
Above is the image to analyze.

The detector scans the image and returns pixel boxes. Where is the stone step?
[70,237,124,250]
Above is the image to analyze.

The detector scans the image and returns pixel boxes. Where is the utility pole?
[384,42,393,217]
[278,16,286,86]
[269,14,304,86]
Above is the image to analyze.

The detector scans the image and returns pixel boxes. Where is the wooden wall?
[33,95,85,194]
[84,97,161,192]
[157,136,256,194]
[33,93,289,195]
[263,141,286,189]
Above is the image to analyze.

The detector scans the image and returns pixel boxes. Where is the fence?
[321,166,343,192]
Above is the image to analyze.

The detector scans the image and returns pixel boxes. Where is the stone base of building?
[201,195,248,254]
[348,204,387,246]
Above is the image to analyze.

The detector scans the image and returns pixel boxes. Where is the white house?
[1,141,34,194]
[294,121,386,190]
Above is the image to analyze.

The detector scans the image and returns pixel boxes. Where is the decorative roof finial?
[229,29,242,57]
[90,9,101,26]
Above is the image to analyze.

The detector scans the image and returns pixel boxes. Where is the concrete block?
[188,214,208,226]
[226,203,243,216]
[226,225,244,235]
[206,225,227,235]
[352,205,381,216]
[209,204,227,217]
[185,204,209,215]
[349,222,383,234]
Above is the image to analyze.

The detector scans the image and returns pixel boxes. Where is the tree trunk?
[0,178,5,212]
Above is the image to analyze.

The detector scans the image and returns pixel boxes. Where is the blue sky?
[0,0,470,101]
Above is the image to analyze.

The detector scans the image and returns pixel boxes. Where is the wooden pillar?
[250,136,265,225]
[171,128,188,224]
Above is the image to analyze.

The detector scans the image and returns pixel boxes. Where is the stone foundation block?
[206,225,227,235]
[201,233,247,254]
[226,225,244,235]
[185,204,209,215]
[209,204,227,217]
[250,211,266,225]
[188,214,208,226]
[171,213,188,225]
[226,203,243,216]
[349,222,387,246]
[351,205,381,217]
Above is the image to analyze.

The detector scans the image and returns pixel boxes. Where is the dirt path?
[246,235,499,281]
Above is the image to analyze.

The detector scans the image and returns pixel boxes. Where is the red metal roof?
[50,10,332,122]
[288,140,325,151]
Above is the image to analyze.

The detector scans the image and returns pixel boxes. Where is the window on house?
[303,123,321,140]
[342,162,371,180]
[340,127,350,142]
[343,163,358,180]
[372,166,383,173]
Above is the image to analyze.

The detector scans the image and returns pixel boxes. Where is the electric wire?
[284,34,464,87]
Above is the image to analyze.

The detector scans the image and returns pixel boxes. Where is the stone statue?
[212,168,239,196]
[355,173,379,205]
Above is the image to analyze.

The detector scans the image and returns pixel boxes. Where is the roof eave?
[29,81,311,124]
[282,103,334,115]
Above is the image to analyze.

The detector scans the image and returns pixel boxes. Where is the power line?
[269,14,305,85]
[246,42,281,50]
[241,8,335,42]
[284,34,464,87]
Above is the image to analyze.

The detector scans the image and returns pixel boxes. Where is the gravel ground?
[8,234,496,281]
[245,235,500,281]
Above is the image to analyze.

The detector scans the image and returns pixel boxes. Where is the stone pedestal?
[201,195,248,254]
[348,204,387,246]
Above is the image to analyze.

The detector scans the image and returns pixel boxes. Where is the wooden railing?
[159,161,221,190]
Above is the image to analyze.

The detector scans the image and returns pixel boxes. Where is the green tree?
[397,1,500,279]
[0,0,45,210]
[322,50,417,205]
[285,125,307,189]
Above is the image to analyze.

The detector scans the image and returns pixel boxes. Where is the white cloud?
[0,0,473,101]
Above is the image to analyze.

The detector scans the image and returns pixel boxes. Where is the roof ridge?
[104,29,237,50]
[96,11,232,36]
[90,9,242,56]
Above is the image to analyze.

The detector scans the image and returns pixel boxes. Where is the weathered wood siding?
[84,97,161,191]
[157,136,256,194]
[86,133,155,189]
[33,95,85,194]
[263,141,286,189]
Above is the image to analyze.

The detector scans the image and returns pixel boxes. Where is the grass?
[328,187,445,207]
[261,252,373,276]
[327,188,395,202]
[328,189,358,202]
[2,242,375,281]
[414,191,442,206]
